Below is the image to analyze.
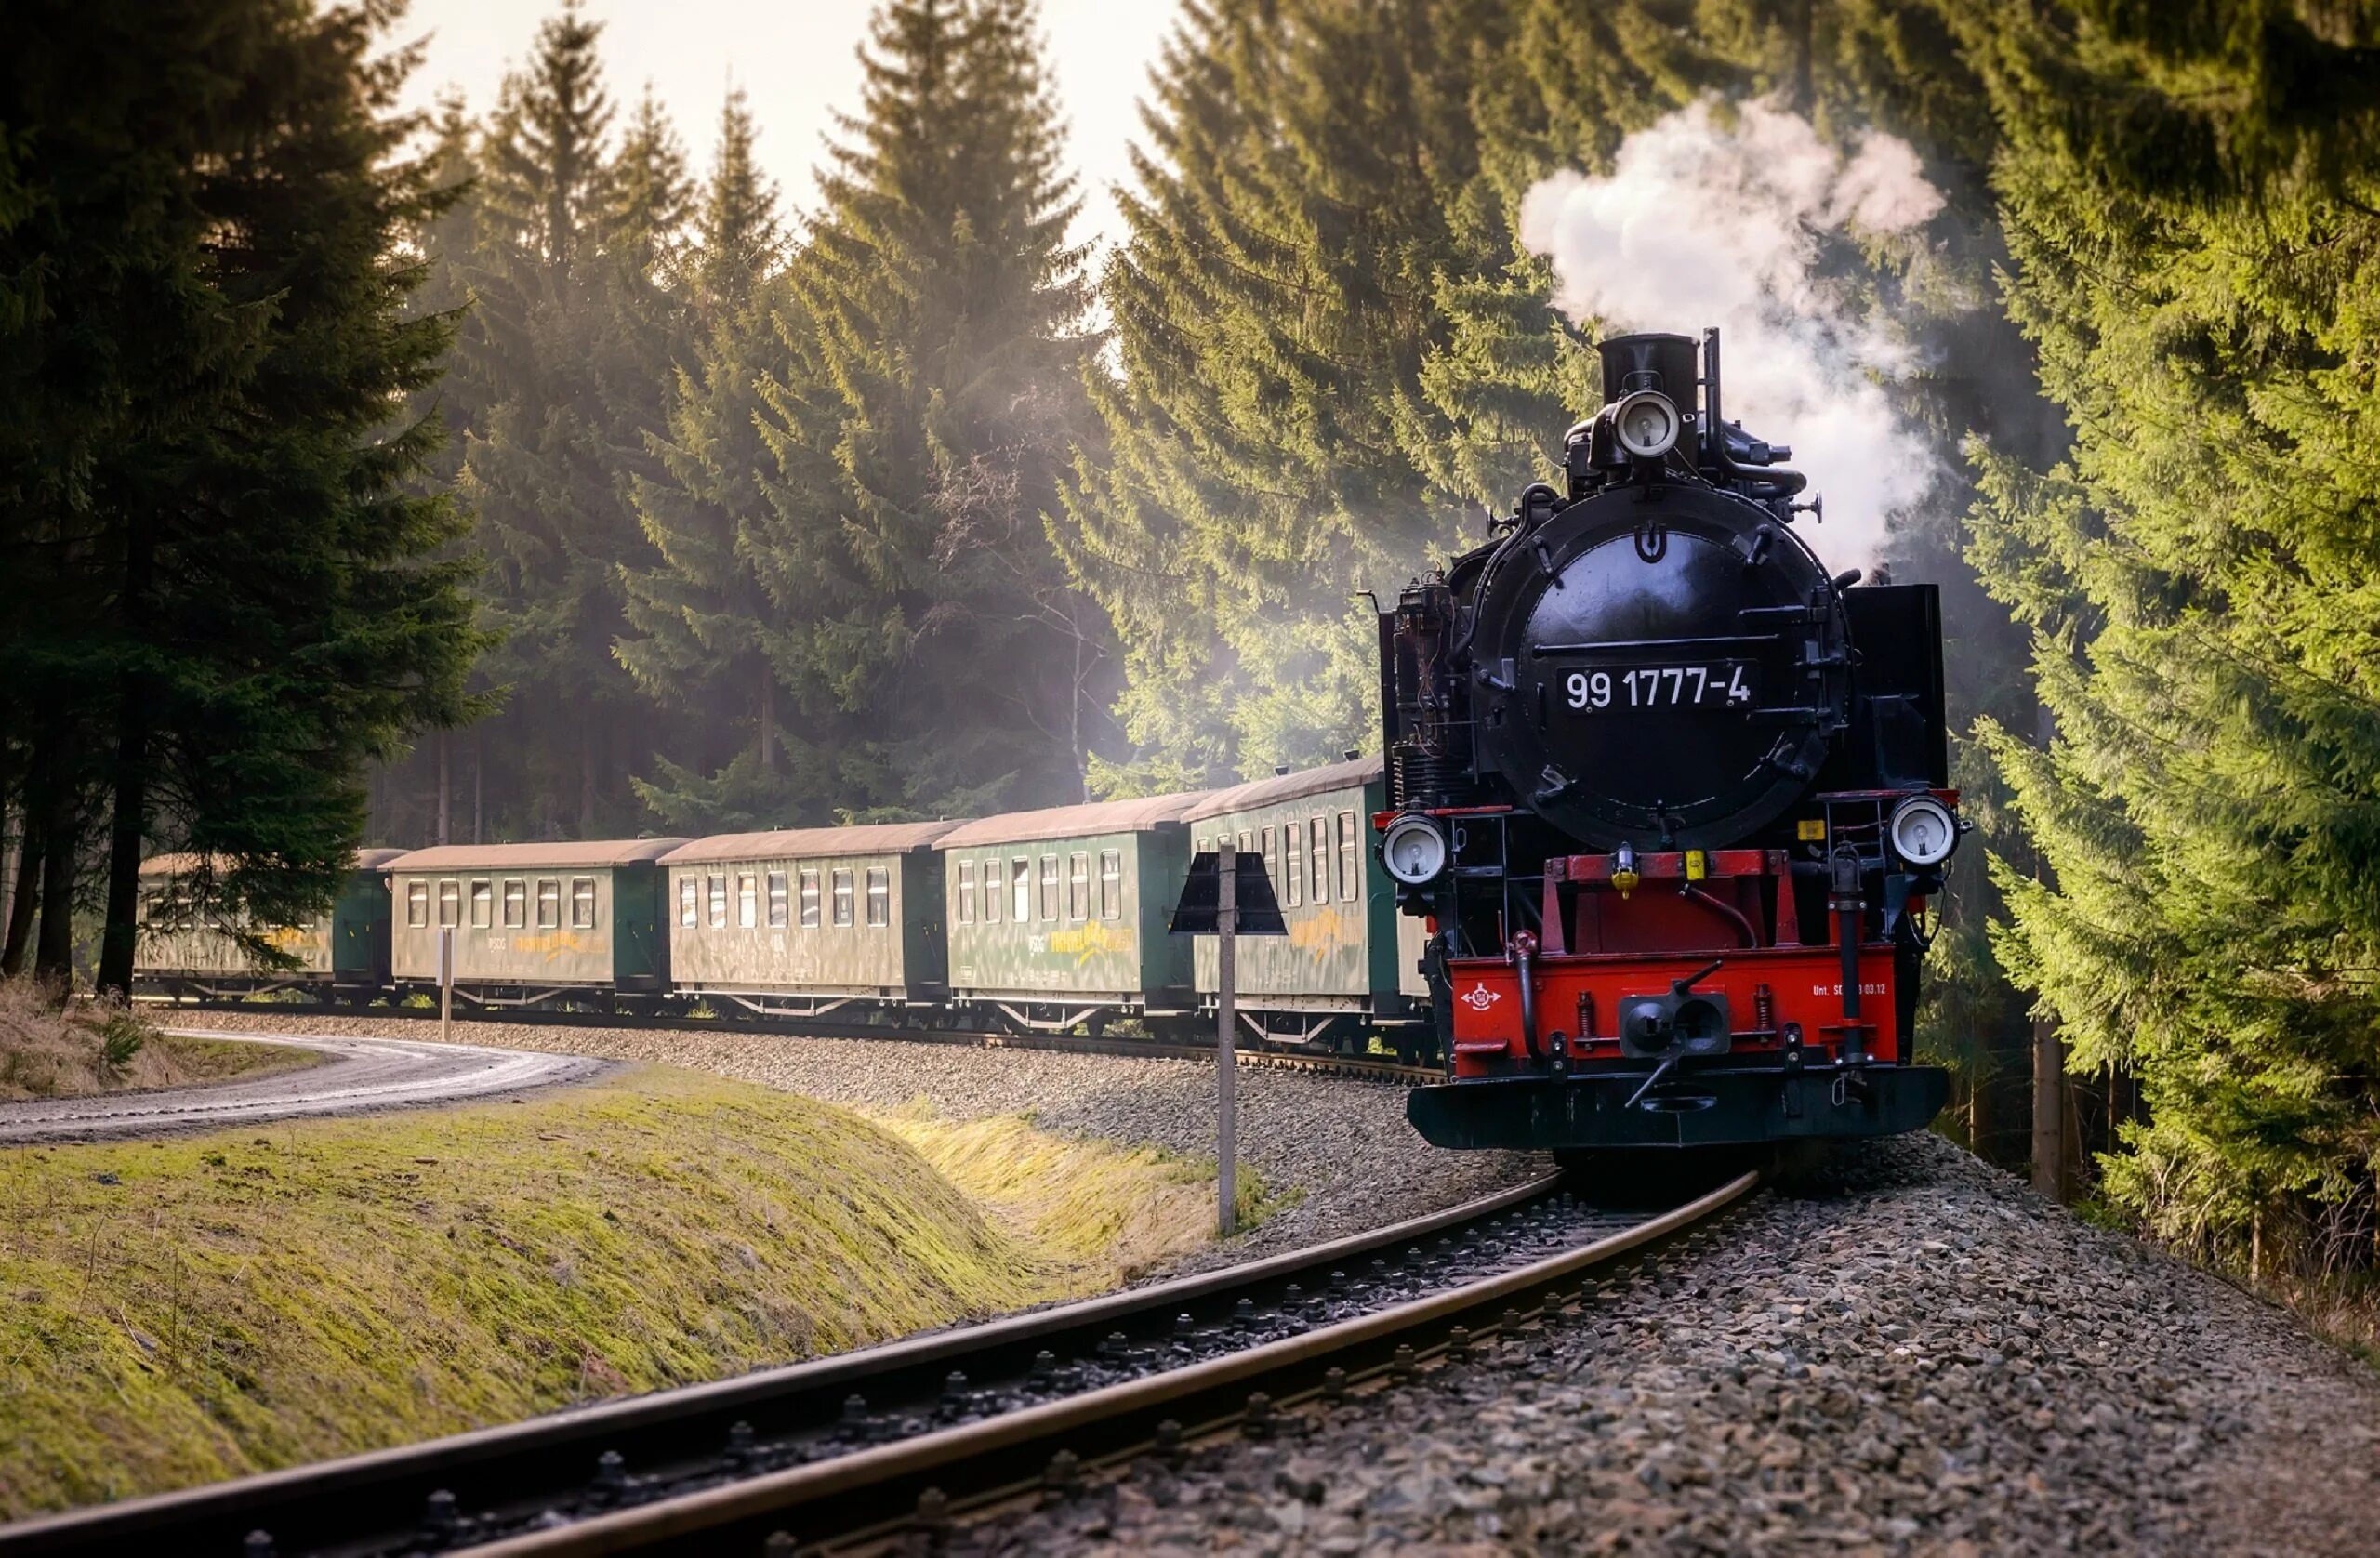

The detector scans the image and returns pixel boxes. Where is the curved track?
[0,1031,611,1144]
[139,997,1447,1087]
[0,1167,1760,1556]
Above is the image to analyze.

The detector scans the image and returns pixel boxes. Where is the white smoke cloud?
[1517,99,1945,571]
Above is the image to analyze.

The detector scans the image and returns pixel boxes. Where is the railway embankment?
[0,1064,1240,1519]
[181,1010,1550,1274]
[944,1132,2380,1557]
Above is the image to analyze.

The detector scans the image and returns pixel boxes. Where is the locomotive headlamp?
[1887,794,1959,868]
[1612,390,1682,461]
[1381,814,1449,887]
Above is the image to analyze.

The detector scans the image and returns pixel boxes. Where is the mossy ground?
[876,1104,1293,1283]
[0,1065,1253,1518]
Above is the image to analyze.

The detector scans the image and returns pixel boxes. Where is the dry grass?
[0,1064,1236,1517]
[0,982,317,1102]
[875,1104,1284,1285]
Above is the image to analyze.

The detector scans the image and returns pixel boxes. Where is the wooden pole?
[439,927,454,1046]
[1217,839,1236,1237]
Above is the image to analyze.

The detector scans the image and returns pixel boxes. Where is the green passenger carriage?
[657,823,961,1016]
[936,794,1205,1033]
[1182,757,1433,1058]
[386,839,684,1007]
[135,849,403,1000]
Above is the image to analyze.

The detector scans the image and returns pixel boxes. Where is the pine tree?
[1062,0,1564,791]
[1,0,485,993]
[455,2,694,837]
[1960,2,2380,1271]
[754,0,1107,820]
[616,90,799,830]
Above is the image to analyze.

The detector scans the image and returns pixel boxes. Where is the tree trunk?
[95,720,149,998]
[436,728,451,845]
[579,720,597,836]
[95,501,159,1000]
[759,667,776,773]
[33,782,78,985]
[1970,1051,1993,1156]
[472,729,483,845]
[2029,693,2064,1197]
[1,828,41,978]
[1070,602,1087,803]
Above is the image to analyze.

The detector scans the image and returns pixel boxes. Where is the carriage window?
[707,873,727,929]
[1259,827,1276,898]
[832,869,854,927]
[767,871,788,928]
[957,860,976,923]
[866,868,891,928]
[800,869,821,928]
[437,878,460,928]
[1012,857,1030,923]
[571,877,596,929]
[536,878,559,929]
[1286,831,1302,906]
[1338,811,1358,901]
[678,877,697,927]
[737,873,758,929]
[1099,850,1121,920]
[1067,852,1090,920]
[1038,853,1059,920]
[985,858,1002,923]
[1237,829,1253,857]
[504,878,527,929]
[469,879,492,929]
[407,880,429,928]
[1310,816,1329,908]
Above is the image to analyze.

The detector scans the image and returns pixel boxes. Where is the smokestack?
[1595,332,1699,423]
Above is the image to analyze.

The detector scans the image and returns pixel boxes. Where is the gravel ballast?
[936,1132,2380,1556]
[177,1012,1543,1271]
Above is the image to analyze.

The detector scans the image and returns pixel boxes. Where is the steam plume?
[1518,99,1945,569]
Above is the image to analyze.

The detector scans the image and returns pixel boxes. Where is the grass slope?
[0,1066,1223,1517]
[879,1107,1289,1284]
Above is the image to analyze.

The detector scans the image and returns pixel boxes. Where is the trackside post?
[1217,838,1236,1235]
[1168,847,1283,1239]
[438,927,454,1045]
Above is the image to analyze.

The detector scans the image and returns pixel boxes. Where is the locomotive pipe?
[1681,884,1758,948]
[1511,929,1541,1059]
[1829,846,1867,1063]
[1701,328,1809,498]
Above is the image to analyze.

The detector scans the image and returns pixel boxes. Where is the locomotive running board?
[1406,1063,1950,1151]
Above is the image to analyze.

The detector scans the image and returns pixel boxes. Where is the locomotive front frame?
[1381,327,1959,1155]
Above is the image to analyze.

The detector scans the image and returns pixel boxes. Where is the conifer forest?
[7,0,2380,1315]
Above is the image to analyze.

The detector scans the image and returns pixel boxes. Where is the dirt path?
[0,1029,611,1143]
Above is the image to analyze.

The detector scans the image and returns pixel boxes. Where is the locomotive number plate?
[1561,662,1758,713]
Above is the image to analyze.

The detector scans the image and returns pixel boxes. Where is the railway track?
[0,1166,1761,1557]
[131,994,1445,1086]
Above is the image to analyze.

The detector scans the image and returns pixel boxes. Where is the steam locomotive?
[1379,329,1958,1153]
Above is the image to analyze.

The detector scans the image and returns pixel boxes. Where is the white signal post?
[1216,838,1236,1237]
[438,926,455,1045]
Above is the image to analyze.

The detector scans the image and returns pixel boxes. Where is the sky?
[390,0,1187,256]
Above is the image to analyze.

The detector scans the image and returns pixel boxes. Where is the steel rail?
[0,1171,1570,1557]
[0,1167,1757,1557]
[130,996,1444,1087]
[472,1168,1761,1557]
